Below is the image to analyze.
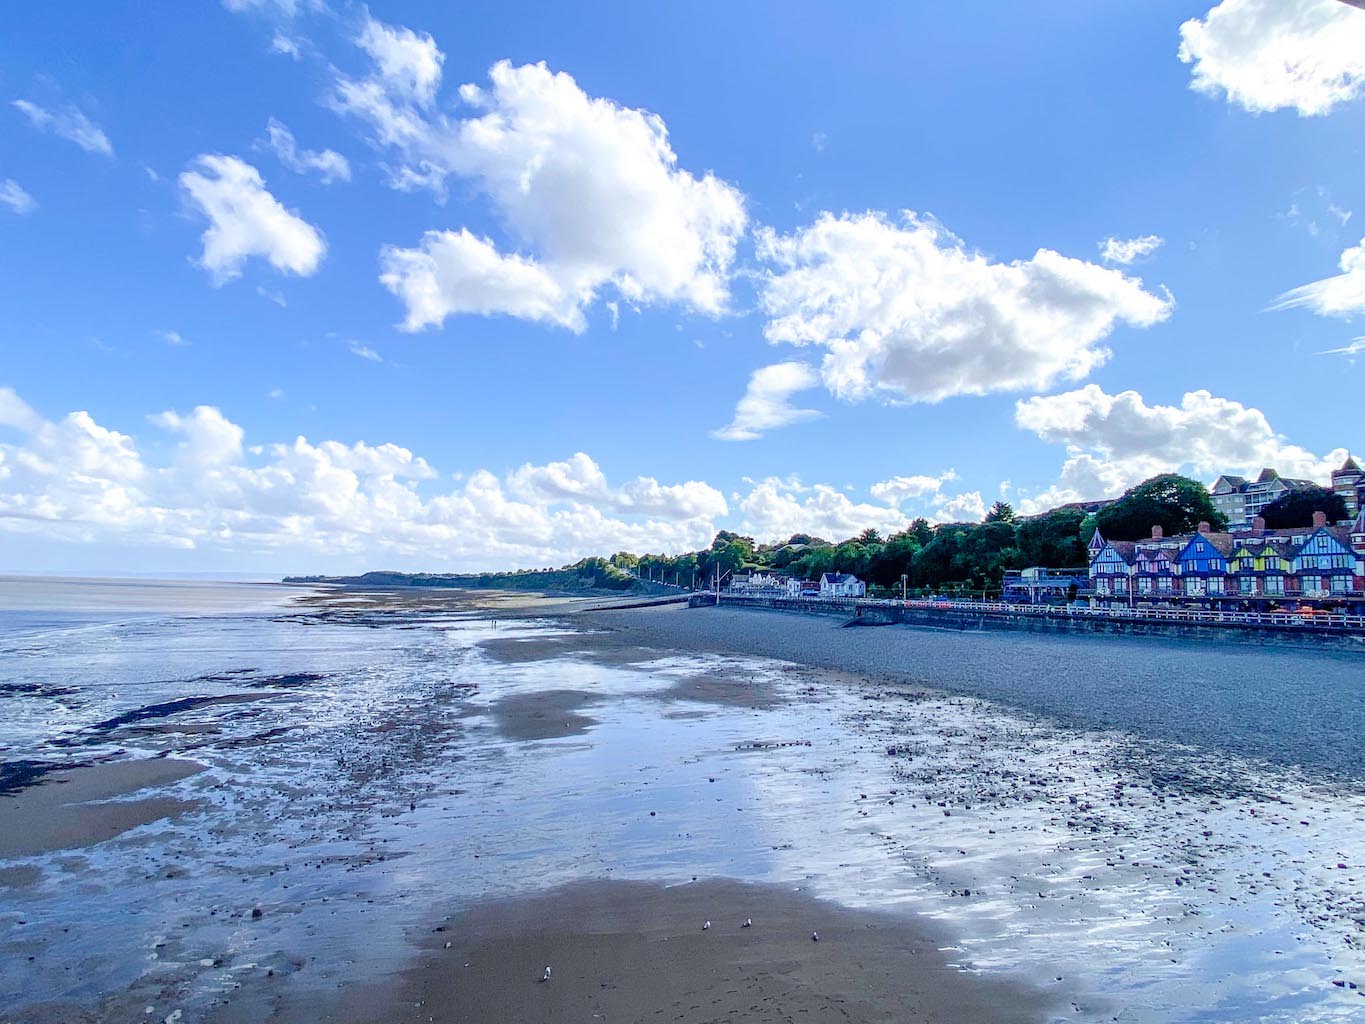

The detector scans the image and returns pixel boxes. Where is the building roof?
[821,572,861,585]
[1338,455,1362,474]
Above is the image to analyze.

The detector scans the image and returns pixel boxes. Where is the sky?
[2,0,1364,575]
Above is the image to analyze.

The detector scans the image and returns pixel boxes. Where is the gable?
[1296,529,1350,558]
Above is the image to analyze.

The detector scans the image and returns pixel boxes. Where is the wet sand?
[353,879,1053,1024]
[0,757,203,858]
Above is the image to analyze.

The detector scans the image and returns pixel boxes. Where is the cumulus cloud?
[0,179,36,215]
[332,19,747,332]
[735,472,986,541]
[869,470,959,506]
[737,478,910,543]
[0,391,728,569]
[1178,0,1365,116]
[508,452,727,520]
[12,98,114,156]
[757,211,1172,404]
[179,155,325,284]
[1100,234,1164,264]
[711,362,822,441]
[264,118,350,184]
[356,16,444,107]
[1013,384,1344,512]
[1273,235,1365,317]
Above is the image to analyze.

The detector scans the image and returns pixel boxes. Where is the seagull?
[811,931,819,942]
[541,966,551,983]
[742,918,752,928]
[702,920,711,930]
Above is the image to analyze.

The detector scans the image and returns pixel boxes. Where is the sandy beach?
[347,879,1052,1024]
[4,584,1364,1023]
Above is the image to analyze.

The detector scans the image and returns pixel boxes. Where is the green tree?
[1260,486,1349,529]
[1094,473,1228,541]
[1016,507,1088,567]
[984,500,1016,523]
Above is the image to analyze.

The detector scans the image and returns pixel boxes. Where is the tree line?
[568,472,1255,598]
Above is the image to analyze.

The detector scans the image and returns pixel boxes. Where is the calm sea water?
[2,578,1363,1024]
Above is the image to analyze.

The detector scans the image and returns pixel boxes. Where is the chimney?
[1197,521,1211,534]
[1151,525,1163,540]
[1312,510,1327,528]
[1252,516,1266,534]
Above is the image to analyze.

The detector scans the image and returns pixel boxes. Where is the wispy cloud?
[156,329,190,347]
[348,342,383,363]
[12,98,114,156]
[0,179,37,215]
[1099,234,1164,265]
[1317,337,1365,358]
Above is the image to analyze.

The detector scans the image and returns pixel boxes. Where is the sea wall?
[709,595,1365,649]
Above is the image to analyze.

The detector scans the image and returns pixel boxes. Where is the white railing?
[717,592,1365,631]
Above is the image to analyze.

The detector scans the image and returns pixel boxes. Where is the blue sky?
[2,0,1364,574]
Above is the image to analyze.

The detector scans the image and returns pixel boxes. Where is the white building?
[1211,468,1317,532]
[819,572,866,598]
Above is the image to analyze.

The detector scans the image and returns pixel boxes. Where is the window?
[1186,578,1205,595]
[1208,577,1224,594]
[1115,577,1128,593]
[1330,576,1353,594]
[1302,575,1322,593]
[1139,577,1152,594]
[1158,578,1172,593]
[1239,577,1254,594]
[1264,577,1285,596]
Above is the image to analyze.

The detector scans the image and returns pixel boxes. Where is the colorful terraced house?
[1087,508,1365,613]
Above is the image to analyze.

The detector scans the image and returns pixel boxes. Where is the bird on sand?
[742,918,752,928]
[702,920,711,930]
[811,931,819,942]
[541,966,551,982]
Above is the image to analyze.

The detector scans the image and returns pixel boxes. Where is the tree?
[1016,507,1088,567]
[1094,474,1228,540]
[1261,486,1349,529]
[908,517,934,547]
[857,528,883,545]
[984,501,1016,523]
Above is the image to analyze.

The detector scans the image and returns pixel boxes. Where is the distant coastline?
[283,567,673,596]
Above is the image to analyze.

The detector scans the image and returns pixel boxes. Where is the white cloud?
[1317,336,1365,358]
[0,179,36,215]
[348,342,383,362]
[1013,384,1344,513]
[12,98,114,156]
[757,211,1172,404]
[936,491,987,523]
[264,118,350,184]
[221,0,318,17]
[356,16,444,107]
[179,154,325,284]
[379,228,578,330]
[737,477,910,542]
[156,329,189,347]
[271,33,302,58]
[332,23,747,332]
[1273,235,1365,317]
[711,362,822,441]
[0,391,726,569]
[0,387,43,433]
[1099,234,1164,264]
[508,452,727,521]
[869,470,959,506]
[1178,0,1365,116]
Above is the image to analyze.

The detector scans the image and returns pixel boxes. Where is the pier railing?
[715,593,1365,633]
